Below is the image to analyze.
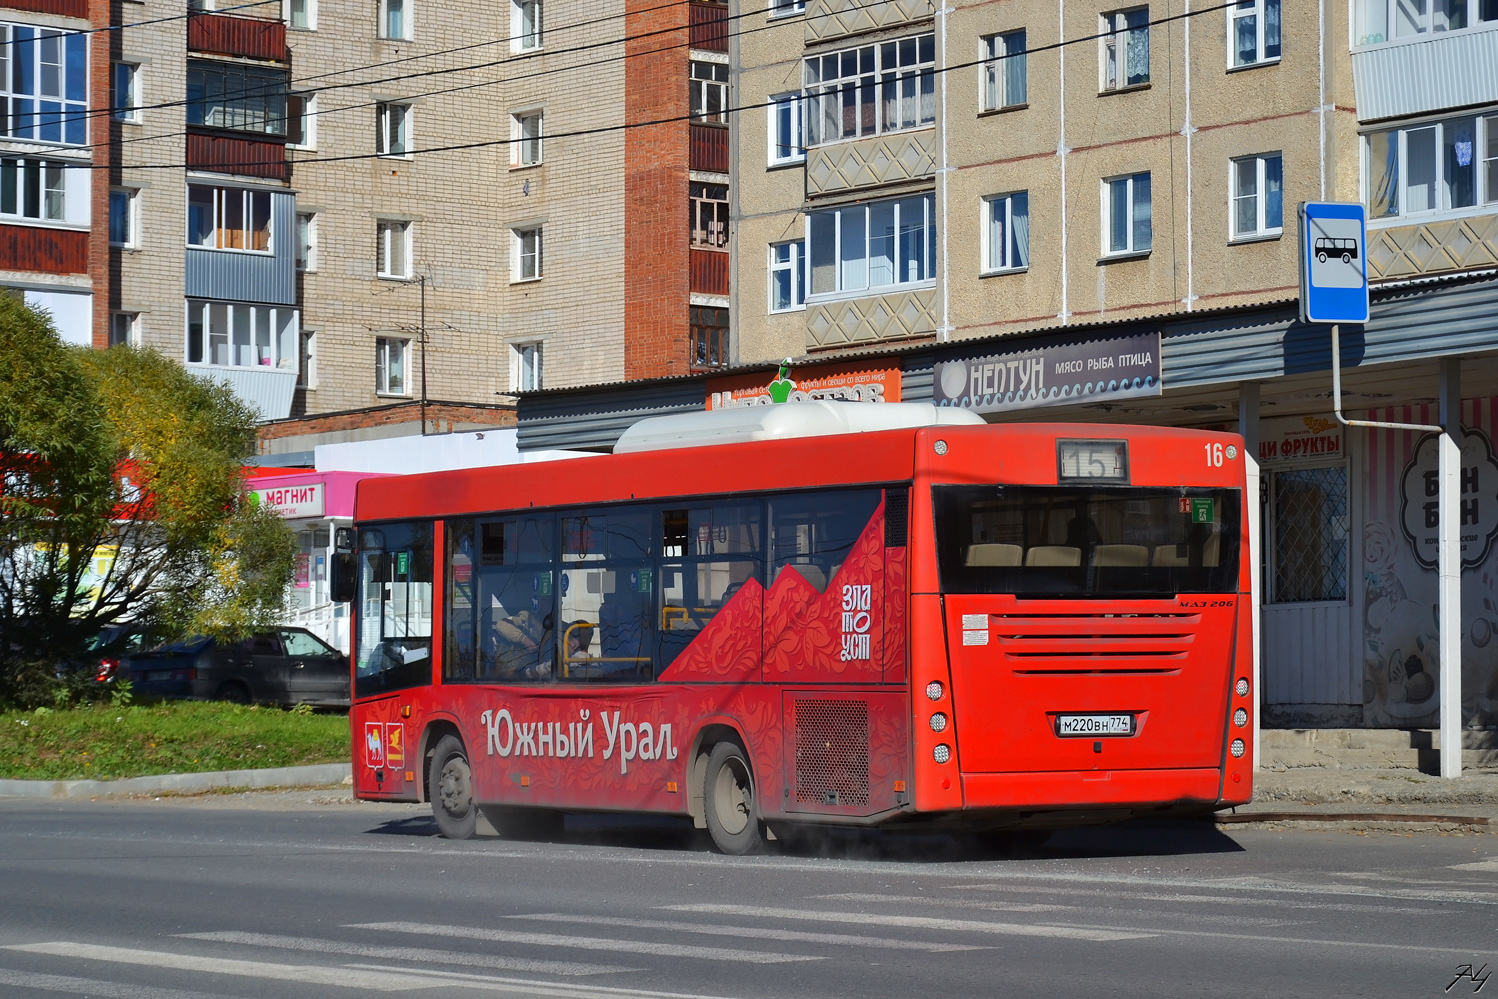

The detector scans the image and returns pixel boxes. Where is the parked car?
[125,628,349,708]
[89,623,154,684]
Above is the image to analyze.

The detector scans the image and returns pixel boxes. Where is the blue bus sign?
[1299,202,1370,324]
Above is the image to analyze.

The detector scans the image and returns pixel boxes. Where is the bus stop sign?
[1299,201,1369,324]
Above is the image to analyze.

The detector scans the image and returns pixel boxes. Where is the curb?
[1219,811,1490,826]
[0,763,352,800]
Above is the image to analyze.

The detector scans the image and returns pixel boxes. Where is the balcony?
[188,12,289,63]
[690,123,729,173]
[689,2,728,52]
[187,133,289,181]
[1351,26,1498,121]
[805,0,932,44]
[7,0,87,17]
[0,224,87,275]
[805,130,935,197]
[690,248,729,296]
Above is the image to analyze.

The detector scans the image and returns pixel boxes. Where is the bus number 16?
[1205,443,1224,468]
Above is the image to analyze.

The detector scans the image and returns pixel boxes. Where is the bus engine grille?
[793,698,870,806]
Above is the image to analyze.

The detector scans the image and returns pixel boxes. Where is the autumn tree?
[0,296,296,706]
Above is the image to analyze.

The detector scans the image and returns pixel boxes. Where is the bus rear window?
[934,485,1240,597]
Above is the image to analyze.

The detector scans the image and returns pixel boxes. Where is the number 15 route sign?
[1299,201,1370,324]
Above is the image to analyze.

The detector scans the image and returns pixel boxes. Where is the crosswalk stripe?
[514,913,989,952]
[815,893,1073,913]
[342,964,750,999]
[3,942,471,992]
[662,905,1154,942]
[348,921,822,964]
[0,966,242,999]
[178,931,636,977]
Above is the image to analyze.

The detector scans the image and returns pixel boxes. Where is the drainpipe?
[937,0,951,342]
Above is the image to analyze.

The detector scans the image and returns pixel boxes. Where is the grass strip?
[0,701,350,781]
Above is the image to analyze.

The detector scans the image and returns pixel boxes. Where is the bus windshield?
[934,485,1240,598]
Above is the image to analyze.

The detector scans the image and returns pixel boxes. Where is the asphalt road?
[0,796,1494,999]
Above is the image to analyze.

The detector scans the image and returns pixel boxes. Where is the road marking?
[661,905,1154,942]
[945,882,1449,915]
[815,894,1296,927]
[349,922,822,964]
[342,964,750,999]
[514,913,989,952]
[2,942,470,992]
[951,872,1498,906]
[0,966,243,999]
[178,931,635,976]
[815,893,1073,913]
[1449,859,1498,872]
[1046,922,1498,958]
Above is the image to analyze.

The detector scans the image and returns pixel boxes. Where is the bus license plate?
[1057,714,1134,737]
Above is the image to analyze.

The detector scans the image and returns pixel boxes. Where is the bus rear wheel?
[704,741,764,855]
[429,734,477,840]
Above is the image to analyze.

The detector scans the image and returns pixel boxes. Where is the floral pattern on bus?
[883,545,907,683]
[764,502,884,683]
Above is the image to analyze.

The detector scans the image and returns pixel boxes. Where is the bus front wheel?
[429,734,477,840]
[704,741,765,855]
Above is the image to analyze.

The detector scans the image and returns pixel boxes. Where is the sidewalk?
[0,763,352,800]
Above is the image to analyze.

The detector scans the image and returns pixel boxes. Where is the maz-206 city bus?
[331,401,1253,855]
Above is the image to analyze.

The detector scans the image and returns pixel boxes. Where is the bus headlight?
[933,744,951,764]
[1236,678,1250,697]
[929,712,947,733]
[926,681,944,701]
[1230,739,1246,759]
[1233,708,1248,728]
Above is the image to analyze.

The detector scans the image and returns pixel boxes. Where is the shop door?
[1261,463,1358,708]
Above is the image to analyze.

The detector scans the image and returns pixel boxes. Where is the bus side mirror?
[330,552,357,603]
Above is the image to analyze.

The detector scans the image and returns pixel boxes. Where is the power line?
[97,0,833,154]
[81,0,1243,173]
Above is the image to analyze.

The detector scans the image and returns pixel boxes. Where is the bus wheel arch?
[418,719,464,804]
[689,725,766,855]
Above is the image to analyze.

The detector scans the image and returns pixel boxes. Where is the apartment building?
[109,0,732,434]
[0,0,109,346]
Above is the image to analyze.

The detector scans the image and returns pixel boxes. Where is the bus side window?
[560,507,654,682]
[656,501,763,674]
[446,516,557,683]
[767,489,881,593]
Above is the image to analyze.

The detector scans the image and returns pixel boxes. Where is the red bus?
[333,403,1253,854]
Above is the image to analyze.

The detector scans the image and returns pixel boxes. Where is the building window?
[1366,113,1498,220]
[690,60,729,123]
[287,93,315,149]
[690,182,729,249]
[805,34,934,146]
[0,25,88,145]
[1230,153,1283,239]
[376,102,411,156]
[512,0,542,51]
[112,63,139,123]
[285,0,316,29]
[512,225,542,281]
[511,110,542,167]
[512,340,543,391]
[298,329,317,388]
[980,30,1026,111]
[1268,464,1349,603]
[375,336,408,395]
[807,193,935,297]
[108,312,137,348]
[379,0,410,39]
[1354,0,1498,45]
[1103,172,1151,256]
[0,159,68,223]
[1100,8,1150,91]
[296,211,317,271]
[769,240,806,312]
[770,0,805,15]
[186,60,289,136]
[376,220,411,279]
[187,186,271,252]
[109,189,136,247]
[1228,0,1280,67]
[690,306,728,370]
[186,300,298,369]
[982,191,1029,273]
[768,92,804,166]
